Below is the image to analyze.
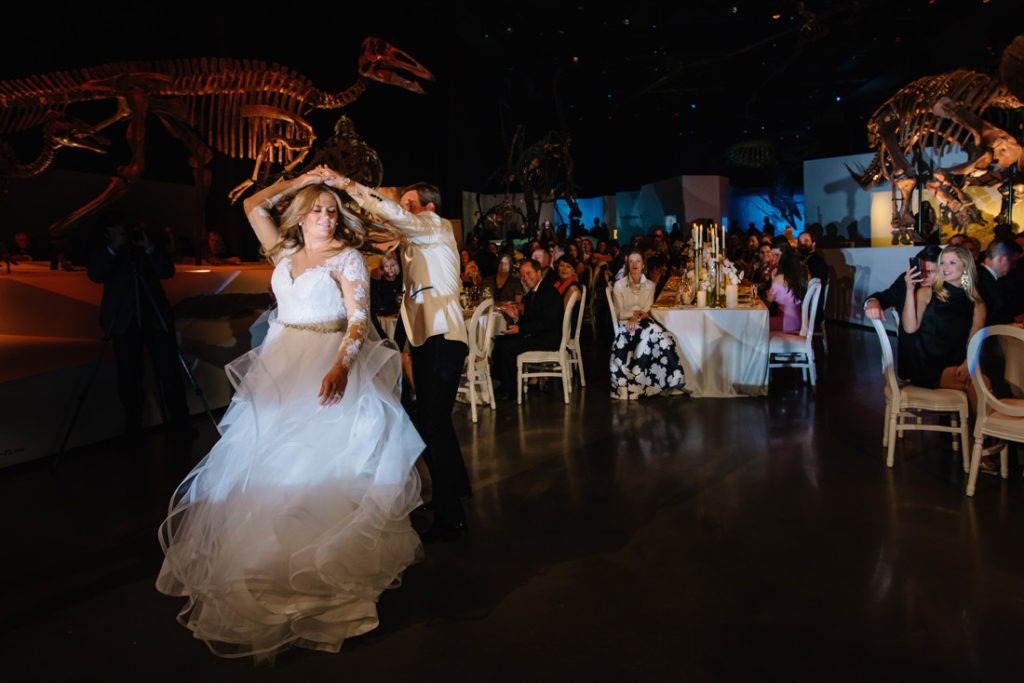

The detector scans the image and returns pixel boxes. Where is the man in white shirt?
[337,174,471,543]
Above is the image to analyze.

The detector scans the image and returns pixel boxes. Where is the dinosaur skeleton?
[850,69,1024,244]
[0,37,433,264]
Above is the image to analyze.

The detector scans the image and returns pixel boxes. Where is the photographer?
[87,211,192,439]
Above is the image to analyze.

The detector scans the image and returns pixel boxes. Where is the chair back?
[605,285,623,335]
[467,297,495,362]
[968,324,1024,418]
[573,285,587,344]
[870,317,903,401]
[799,278,823,337]
[559,290,580,354]
[567,285,588,387]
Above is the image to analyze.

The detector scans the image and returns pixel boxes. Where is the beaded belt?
[280,319,345,333]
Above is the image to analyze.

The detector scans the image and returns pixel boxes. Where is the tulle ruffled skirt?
[156,320,425,659]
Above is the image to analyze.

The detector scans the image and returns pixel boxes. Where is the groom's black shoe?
[418,521,468,544]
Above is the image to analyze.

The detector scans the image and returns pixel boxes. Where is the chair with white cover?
[457,297,497,423]
[566,285,587,387]
[516,290,580,404]
[965,324,1024,495]
[869,317,970,469]
[766,277,823,388]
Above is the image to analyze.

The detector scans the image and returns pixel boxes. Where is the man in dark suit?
[975,238,1022,398]
[532,246,556,287]
[797,230,829,330]
[492,258,564,401]
[87,211,191,438]
[976,238,1021,326]
[863,244,943,322]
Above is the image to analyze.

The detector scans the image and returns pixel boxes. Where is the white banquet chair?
[965,324,1024,495]
[766,277,822,389]
[566,285,587,387]
[813,280,830,356]
[516,290,579,404]
[605,285,624,336]
[869,317,970,469]
[457,297,497,423]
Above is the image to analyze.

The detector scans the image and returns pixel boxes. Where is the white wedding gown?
[156,247,424,659]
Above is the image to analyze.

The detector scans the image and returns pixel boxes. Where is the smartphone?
[909,257,920,273]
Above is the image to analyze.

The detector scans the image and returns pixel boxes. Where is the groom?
[334,173,472,543]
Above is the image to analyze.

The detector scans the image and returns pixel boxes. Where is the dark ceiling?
[3,0,1022,201]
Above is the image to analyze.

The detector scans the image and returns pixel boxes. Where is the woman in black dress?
[900,245,986,409]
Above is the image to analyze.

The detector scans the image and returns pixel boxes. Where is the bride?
[155,169,424,661]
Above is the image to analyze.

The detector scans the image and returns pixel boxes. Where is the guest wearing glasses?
[491,258,564,401]
[747,242,775,301]
[482,252,525,303]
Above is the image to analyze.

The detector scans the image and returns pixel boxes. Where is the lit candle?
[726,284,738,308]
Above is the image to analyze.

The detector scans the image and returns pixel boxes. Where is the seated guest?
[900,246,990,461]
[974,238,1022,402]
[553,254,584,313]
[797,229,828,328]
[201,230,242,265]
[482,253,525,303]
[766,239,808,332]
[961,235,982,264]
[9,230,48,263]
[371,252,404,317]
[474,239,499,278]
[747,242,775,299]
[565,243,588,281]
[976,238,1022,326]
[609,248,686,400]
[864,245,942,322]
[531,246,554,285]
[491,258,564,401]
[734,233,761,277]
[589,239,614,268]
[461,259,483,289]
[645,253,671,300]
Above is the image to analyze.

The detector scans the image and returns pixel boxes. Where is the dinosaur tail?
[847,153,884,190]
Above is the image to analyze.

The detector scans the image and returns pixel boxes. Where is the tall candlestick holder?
[710,253,725,308]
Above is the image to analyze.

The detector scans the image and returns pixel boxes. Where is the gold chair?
[965,324,1024,496]
[516,290,580,404]
[869,317,970,469]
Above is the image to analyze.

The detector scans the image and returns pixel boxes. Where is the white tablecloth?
[650,298,770,398]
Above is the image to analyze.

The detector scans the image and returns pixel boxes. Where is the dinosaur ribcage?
[866,70,1014,160]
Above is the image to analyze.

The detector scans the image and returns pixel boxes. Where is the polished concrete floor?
[3,322,1024,682]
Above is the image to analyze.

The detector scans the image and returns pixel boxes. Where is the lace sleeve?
[332,249,371,368]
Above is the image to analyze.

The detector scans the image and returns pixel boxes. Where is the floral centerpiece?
[720,258,742,286]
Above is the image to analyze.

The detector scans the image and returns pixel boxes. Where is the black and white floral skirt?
[609,318,686,400]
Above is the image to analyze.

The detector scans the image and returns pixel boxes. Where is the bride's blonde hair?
[260,186,367,261]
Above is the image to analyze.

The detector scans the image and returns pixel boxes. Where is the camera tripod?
[52,248,218,470]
